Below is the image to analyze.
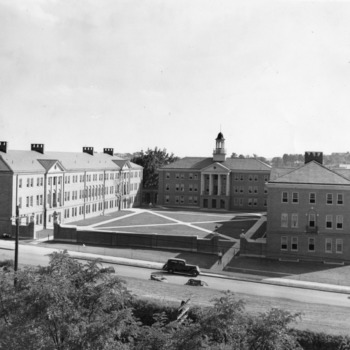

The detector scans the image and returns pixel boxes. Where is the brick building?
[266,152,350,263]
[157,132,271,211]
[0,142,142,235]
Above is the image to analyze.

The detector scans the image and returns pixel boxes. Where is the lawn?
[72,210,133,226]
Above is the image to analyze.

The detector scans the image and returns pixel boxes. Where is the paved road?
[1,242,349,309]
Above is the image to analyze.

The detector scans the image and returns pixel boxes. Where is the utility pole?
[14,205,19,286]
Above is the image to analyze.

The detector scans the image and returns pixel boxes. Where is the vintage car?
[185,279,208,287]
[162,258,200,277]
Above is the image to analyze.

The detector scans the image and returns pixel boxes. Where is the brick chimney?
[0,141,7,153]
[83,147,94,155]
[305,151,323,165]
[103,148,114,156]
[31,143,44,154]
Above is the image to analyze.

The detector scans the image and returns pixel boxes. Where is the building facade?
[157,133,271,211]
[0,142,142,235]
[266,152,350,263]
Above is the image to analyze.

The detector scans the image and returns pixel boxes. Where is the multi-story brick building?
[0,142,142,235]
[266,152,350,262]
[157,132,271,211]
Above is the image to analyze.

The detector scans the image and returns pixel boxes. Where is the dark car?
[162,258,200,277]
[185,279,208,287]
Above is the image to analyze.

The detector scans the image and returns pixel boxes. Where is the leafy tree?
[131,147,179,189]
[246,308,302,350]
[0,252,137,350]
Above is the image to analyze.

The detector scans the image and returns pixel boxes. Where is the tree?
[131,147,179,189]
[0,252,137,350]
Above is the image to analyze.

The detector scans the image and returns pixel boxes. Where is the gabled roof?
[0,150,142,173]
[270,161,350,185]
[160,157,271,172]
[37,159,64,172]
[201,162,230,173]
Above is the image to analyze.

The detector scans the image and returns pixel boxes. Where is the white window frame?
[308,237,315,252]
[281,213,288,228]
[325,215,333,229]
[292,192,299,204]
[326,193,333,205]
[309,192,316,204]
[336,239,343,254]
[282,192,288,203]
[325,238,332,253]
[336,215,343,230]
[291,213,298,228]
[337,193,344,205]
[291,237,298,251]
[281,236,288,251]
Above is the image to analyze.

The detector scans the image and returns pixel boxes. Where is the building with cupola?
[157,132,271,211]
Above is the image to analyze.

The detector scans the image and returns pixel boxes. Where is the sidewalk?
[2,239,349,295]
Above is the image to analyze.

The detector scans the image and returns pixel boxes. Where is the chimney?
[83,147,94,155]
[305,151,323,165]
[0,141,7,153]
[31,143,44,154]
[103,148,114,156]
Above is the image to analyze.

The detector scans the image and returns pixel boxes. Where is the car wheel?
[192,271,199,277]
[168,269,174,274]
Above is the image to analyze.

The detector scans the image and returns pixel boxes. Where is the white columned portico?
[218,174,221,196]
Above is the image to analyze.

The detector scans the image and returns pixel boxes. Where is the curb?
[69,252,350,295]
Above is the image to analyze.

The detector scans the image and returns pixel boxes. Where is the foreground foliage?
[0,253,348,349]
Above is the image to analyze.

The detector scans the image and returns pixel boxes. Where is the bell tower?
[213,132,226,162]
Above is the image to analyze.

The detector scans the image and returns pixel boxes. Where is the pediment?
[201,162,230,174]
[38,159,65,173]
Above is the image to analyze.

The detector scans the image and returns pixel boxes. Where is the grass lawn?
[97,224,210,237]
[96,212,173,228]
[154,211,237,223]
[72,210,133,226]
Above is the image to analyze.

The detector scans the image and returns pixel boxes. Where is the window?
[27,178,30,187]
[36,195,39,206]
[282,192,288,203]
[188,196,192,204]
[18,197,22,208]
[175,184,179,191]
[253,198,258,206]
[180,196,184,204]
[337,193,344,205]
[248,174,253,181]
[281,236,288,250]
[240,174,244,181]
[264,175,269,182]
[336,215,343,229]
[165,173,170,179]
[308,238,315,252]
[326,193,333,205]
[30,196,33,207]
[194,174,198,180]
[30,178,33,187]
[254,175,258,181]
[189,184,193,192]
[165,184,170,191]
[291,237,298,251]
[326,215,333,229]
[281,213,288,227]
[175,173,179,179]
[292,192,299,203]
[263,199,267,207]
[189,173,193,179]
[254,186,258,193]
[336,239,343,254]
[248,186,253,193]
[248,198,253,206]
[325,238,332,253]
[175,196,179,204]
[180,173,184,179]
[180,184,185,192]
[37,177,40,186]
[309,193,316,204]
[193,196,198,204]
[309,213,316,228]
[194,185,198,192]
[19,179,22,188]
[234,186,239,193]
[291,214,298,228]
[234,174,239,181]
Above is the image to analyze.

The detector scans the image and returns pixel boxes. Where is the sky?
[1,0,350,159]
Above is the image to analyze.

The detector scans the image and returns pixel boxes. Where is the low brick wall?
[240,217,267,257]
[11,222,35,239]
[54,224,218,254]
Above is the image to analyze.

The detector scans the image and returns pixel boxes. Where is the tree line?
[0,253,349,350]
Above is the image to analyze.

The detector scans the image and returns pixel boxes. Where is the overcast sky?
[1,0,350,159]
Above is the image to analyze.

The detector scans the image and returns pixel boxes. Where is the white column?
[201,174,205,195]
[218,175,221,196]
[209,174,213,195]
[226,174,230,195]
